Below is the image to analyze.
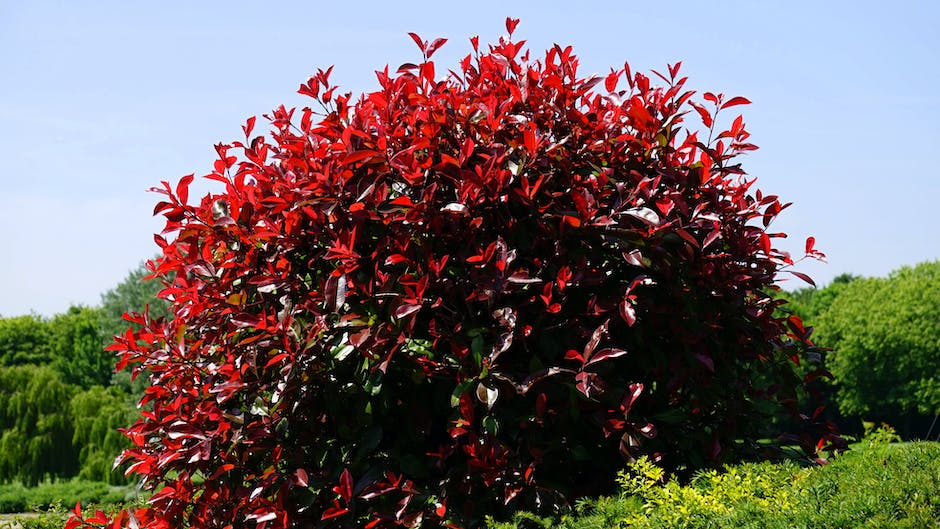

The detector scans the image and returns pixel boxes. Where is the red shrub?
[68,19,839,529]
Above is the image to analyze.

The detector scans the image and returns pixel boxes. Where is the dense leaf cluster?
[76,21,835,529]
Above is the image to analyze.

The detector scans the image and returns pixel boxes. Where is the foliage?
[815,261,940,420]
[0,479,135,514]
[69,387,136,484]
[98,261,170,344]
[0,366,78,486]
[0,315,52,367]
[72,20,836,529]
[0,271,153,488]
[0,367,136,486]
[771,273,860,428]
[487,437,940,529]
[48,307,112,389]
[777,272,858,325]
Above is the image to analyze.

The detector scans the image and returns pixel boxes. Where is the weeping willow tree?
[0,365,78,485]
[70,385,137,484]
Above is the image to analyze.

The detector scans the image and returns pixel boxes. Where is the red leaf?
[585,348,629,368]
[344,149,382,165]
[242,116,256,138]
[230,313,261,328]
[622,207,661,227]
[805,236,816,254]
[426,37,448,58]
[655,197,674,216]
[789,271,817,287]
[88,510,108,525]
[339,469,354,502]
[689,101,713,128]
[605,70,619,92]
[394,303,422,319]
[519,367,574,394]
[321,506,349,521]
[622,383,644,413]
[176,174,194,205]
[505,17,520,35]
[407,32,426,53]
[623,250,645,267]
[385,254,410,266]
[295,468,309,487]
[619,301,637,326]
[702,229,722,250]
[720,96,751,109]
[668,61,682,79]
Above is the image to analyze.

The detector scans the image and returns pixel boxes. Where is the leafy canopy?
[68,19,835,529]
[816,261,940,419]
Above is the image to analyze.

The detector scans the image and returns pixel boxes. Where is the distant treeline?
[0,262,169,486]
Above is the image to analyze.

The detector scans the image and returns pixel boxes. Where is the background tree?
[815,261,940,434]
[99,260,171,342]
[100,261,171,393]
[0,365,78,485]
[70,386,137,484]
[778,273,859,325]
[773,273,861,427]
[48,306,111,389]
[0,314,51,366]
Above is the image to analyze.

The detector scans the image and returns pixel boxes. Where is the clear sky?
[1,1,938,317]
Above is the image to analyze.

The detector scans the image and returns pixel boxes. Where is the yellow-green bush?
[488,434,940,529]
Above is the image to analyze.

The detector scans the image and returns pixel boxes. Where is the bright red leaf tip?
[408,32,426,53]
[720,96,751,109]
[505,17,520,35]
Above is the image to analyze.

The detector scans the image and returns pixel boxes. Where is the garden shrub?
[69,19,837,529]
[488,437,940,529]
[0,479,134,514]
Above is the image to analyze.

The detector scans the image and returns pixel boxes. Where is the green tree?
[70,386,136,484]
[815,261,940,424]
[0,314,51,366]
[0,365,78,485]
[99,260,170,343]
[779,273,860,325]
[99,261,171,393]
[48,306,112,389]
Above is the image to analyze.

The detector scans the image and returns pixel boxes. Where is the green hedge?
[0,479,135,514]
[488,436,940,529]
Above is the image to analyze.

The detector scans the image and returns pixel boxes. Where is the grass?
[488,433,940,529]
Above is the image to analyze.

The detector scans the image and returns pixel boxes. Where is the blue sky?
[1,1,937,316]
